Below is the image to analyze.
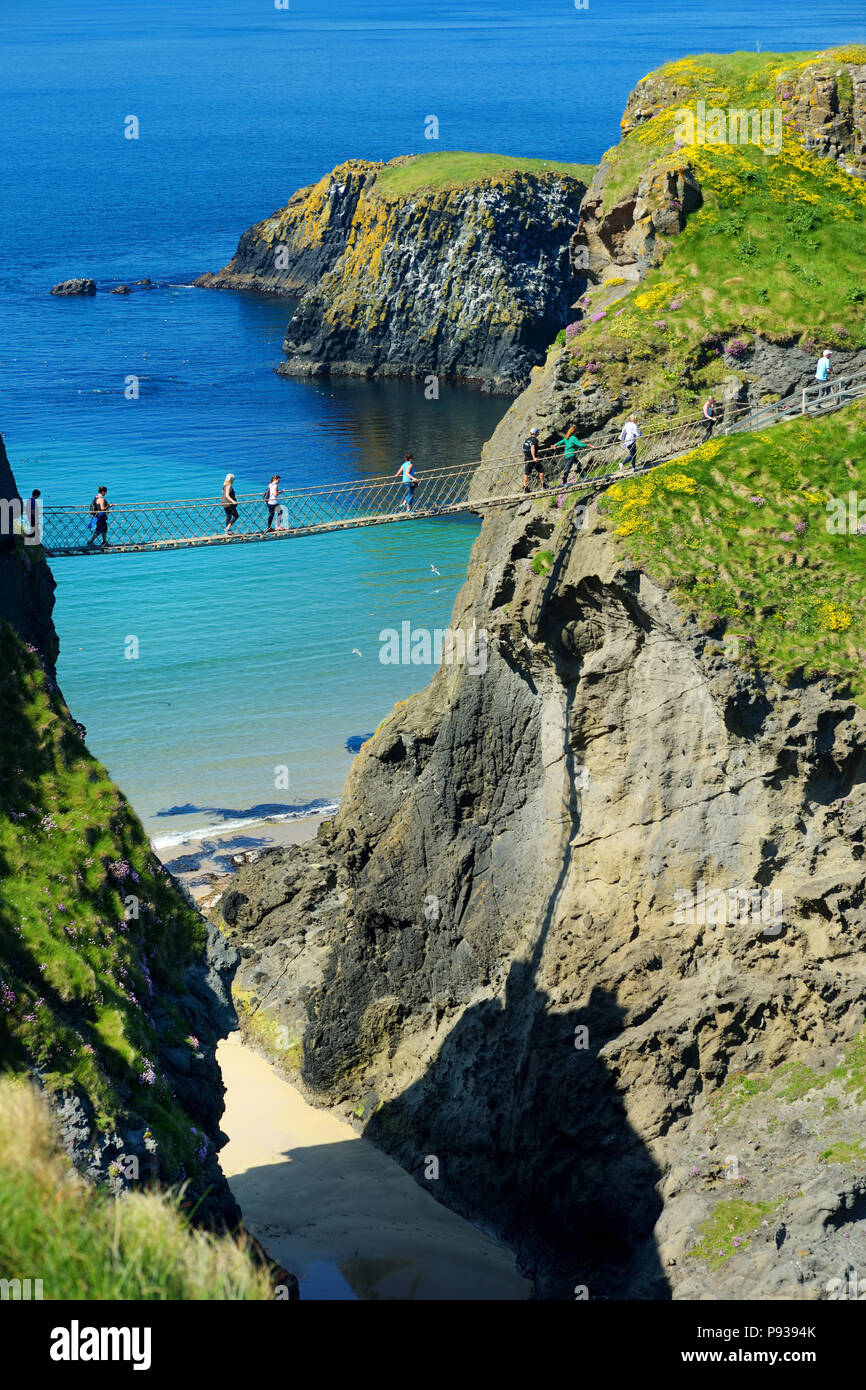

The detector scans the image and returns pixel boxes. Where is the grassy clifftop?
[0,1079,271,1299]
[373,150,595,200]
[567,46,866,416]
[599,400,866,701]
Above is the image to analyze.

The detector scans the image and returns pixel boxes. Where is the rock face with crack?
[220,489,866,1298]
[216,49,866,1298]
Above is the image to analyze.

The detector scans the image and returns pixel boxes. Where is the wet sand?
[154,814,325,904]
[218,1033,530,1301]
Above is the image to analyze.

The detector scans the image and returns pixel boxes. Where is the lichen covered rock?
[199,155,591,394]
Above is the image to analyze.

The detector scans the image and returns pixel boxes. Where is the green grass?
[689,1197,780,1269]
[707,1030,866,1128]
[709,1071,773,1122]
[600,402,866,702]
[820,1140,866,1164]
[568,48,866,420]
[374,150,595,201]
[530,549,555,576]
[0,1078,272,1299]
[830,1029,866,1104]
[0,622,211,1173]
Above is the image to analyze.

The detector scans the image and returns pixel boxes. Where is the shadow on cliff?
[298,502,669,1299]
[362,974,670,1301]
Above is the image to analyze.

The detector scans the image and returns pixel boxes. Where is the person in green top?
[555,429,590,484]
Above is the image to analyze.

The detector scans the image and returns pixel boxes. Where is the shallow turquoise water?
[14,288,500,840]
[2,0,860,839]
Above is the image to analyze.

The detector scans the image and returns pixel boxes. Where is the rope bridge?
[37,367,866,558]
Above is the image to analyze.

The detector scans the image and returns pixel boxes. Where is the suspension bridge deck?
[33,369,865,558]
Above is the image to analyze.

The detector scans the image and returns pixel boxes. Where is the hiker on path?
[263,474,283,532]
[23,489,41,540]
[619,417,641,469]
[222,473,239,533]
[396,453,417,511]
[555,429,590,485]
[701,396,717,442]
[523,428,545,492]
[86,486,111,547]
[814,349,832,400]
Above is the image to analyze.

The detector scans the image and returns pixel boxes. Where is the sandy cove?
[217,1034,530,1300]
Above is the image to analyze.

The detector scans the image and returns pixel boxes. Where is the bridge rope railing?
[38,367,866,555]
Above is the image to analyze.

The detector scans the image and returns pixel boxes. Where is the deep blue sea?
[1,0,862,844]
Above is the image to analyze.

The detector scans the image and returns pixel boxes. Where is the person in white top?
[263,474,283,531]
[619,417,641,469]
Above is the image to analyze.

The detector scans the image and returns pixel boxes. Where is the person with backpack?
[263,474,283,531]
[701,396,717,442]
[222,474,239,533]
[395,453,417,511]
[523,428,545,492]
[619,417,641,469]
[555,429,590,485]
[86,486,110,547]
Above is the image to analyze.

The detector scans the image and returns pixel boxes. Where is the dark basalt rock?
[198,157,591,395]
[50,278,97,296]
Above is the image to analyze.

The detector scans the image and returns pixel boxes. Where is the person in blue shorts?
[396,453,417,511]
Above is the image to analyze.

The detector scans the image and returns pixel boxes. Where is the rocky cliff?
[0,436,243,1233]
[485,47,866,462]
[214,49,866,1301]
[197,152,593,394]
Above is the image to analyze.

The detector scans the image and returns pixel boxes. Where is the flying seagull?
[430,565,441,576]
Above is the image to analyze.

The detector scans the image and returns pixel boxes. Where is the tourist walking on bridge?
[619,417,641,469]
[222,473,239,533]
[523,428,545,492]
[701,396,717,442]
[23,489,41,541]
[555,429,590,485]
[396,453,417,511]
[86,486,111,547]
[263,474,283,531]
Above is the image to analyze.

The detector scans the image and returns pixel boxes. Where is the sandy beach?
[218,1034,531,1301]
[153,813,327,903]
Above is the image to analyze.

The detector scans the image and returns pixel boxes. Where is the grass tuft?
[0,1077,272,1299]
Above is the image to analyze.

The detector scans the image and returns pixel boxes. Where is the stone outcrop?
[198,156,591,394]
[782,57,866,178]
[50,278,96,296]
[196,159,381,296]
[571,162,702,289]
[0,436,59,671]
[220,490,866,1299]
